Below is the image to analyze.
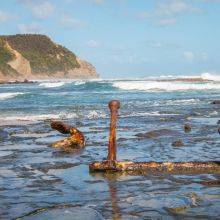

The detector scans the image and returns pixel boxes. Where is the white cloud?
[156,18,177,26]
[60,15,85,28]
[18,23,43,33]
[0,10,10,23]
[183,51,195,61]
[85,40,100,48]
[31,1,54,19]
[17,0,54,19]
[147,41,180,49]
[156,0,200,16]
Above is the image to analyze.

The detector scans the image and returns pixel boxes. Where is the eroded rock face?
[7,43,32,78]
[67,57,98,79]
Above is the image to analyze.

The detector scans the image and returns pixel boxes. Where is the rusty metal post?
[107,100,120,161]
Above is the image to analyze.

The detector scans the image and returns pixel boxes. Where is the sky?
[0,0,220,78]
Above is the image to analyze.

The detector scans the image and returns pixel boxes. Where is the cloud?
[156,18,177,26]
[17,0,54,19]
[156,0,200,16]
[18,23,43,33]
[146,41,181,49]
[0,10,11,23]
[31,1,54,19]
[60,15,86,28]
[85,40,100,48]
[183,51,195,61]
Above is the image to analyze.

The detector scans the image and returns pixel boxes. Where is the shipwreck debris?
[89,100,220,174]
[50,120,85,149]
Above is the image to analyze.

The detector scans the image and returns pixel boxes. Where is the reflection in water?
[108,178,121,220]
[90,172,122,220]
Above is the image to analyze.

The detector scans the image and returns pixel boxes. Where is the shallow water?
[0,78,220,219]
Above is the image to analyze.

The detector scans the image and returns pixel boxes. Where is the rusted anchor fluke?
[50,120,85,150]
[107,100,120,161]
[51,120,71,134]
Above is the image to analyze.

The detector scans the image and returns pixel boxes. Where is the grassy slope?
[0,34,80,75]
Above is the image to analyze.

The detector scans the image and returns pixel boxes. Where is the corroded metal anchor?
[50,120,85,150]
[89,100,220,174]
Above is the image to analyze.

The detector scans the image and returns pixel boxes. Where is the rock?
[211,100,220,104]
[23,207,104,220]
[218,128,220,135]
[184,124,191,133]
[172,140,184,147]
[199,180,220,186]
[0,129,8,141]
[166,205,189,214]
[217,120,220,125]
[135,129,179,139]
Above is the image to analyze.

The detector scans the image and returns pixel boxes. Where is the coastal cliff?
[0,34,98,81]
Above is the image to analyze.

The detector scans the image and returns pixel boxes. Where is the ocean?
[0,73,220,219]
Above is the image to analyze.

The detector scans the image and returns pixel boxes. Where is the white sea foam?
[121,111,179,118]
[39,82,67,88]
[166,99,200,105]
[200,73,220,82]
[0,112,78,122]
[74,81,86,86]
[0,109,108,123]
[0,92,24,101]
[87,110,106,119]
[113,81,220,92]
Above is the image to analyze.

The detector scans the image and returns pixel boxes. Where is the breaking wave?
[0,92,24,101]
[200,73,220,82]
[113,81,220,92]
[39,82,67,88]
[0,112,79,122]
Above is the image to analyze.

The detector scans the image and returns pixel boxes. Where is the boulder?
[211,100,220,104]
[172,140,184,147]
[184,124,191,133]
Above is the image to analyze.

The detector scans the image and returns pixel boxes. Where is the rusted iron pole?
[89,100,220,174]
[107,100,120,161]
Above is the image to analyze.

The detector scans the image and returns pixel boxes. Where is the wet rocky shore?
[0,79,219,219]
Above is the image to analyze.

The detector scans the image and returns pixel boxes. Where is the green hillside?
[0,34,80,75]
